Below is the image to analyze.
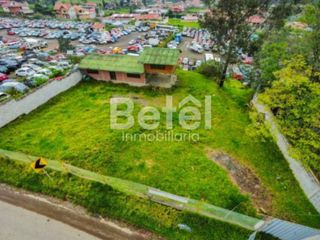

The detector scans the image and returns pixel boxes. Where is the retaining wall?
[0,71,82,128]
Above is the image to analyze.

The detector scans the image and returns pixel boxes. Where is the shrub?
[197,60,222,79]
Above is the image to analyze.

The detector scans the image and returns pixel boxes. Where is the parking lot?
[0,20,208,61]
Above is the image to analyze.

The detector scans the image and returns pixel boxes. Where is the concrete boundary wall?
[0,71,82,128]
[252,94,320,214]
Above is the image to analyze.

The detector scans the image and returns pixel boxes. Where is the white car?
[0,91,9,101]
[22,63,42,72]
[16,68,36,77]
[48,65,64,71]
[195,60,202,68]
[128,39,136,45]
[37,68,52,76]
[182,57,189,65]
[57,62,70,69]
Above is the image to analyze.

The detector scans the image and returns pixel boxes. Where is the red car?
[0,73,8,82]
[7,29,15,35]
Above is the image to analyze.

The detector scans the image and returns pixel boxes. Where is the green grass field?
[168,18,200,29]
[0,70,319,238]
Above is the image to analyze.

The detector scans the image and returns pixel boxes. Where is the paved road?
[0,200,100,240]
[0,185,148,240]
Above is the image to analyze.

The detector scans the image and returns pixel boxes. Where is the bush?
[197,60,222,79]
[33,77,49,87]
[159,34,174,48]
[68,56,84,65]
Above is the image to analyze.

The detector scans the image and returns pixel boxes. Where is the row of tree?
[256,3,320,176]
[200,0,299,87]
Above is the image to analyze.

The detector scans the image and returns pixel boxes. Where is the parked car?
[0,81,29,93]
[0,65,8,74]
[16,68,36,77]
[0,91,9,102]
[195,60,202,68]
[0,73,8,82]
[0,59,19,71]
[182,57,189,65]
[57,61,70,69]
[37,68,52,76]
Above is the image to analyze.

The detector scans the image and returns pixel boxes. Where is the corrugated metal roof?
[256,219,320,240]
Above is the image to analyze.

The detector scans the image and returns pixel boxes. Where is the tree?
[58,38,74,53]
[201,0,271,87]
[256,41,288,89]
[261,56,320,175]
[268,0,294,29]
[304,3,320,82]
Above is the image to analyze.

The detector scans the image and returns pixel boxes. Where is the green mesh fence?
[0,148,264,231]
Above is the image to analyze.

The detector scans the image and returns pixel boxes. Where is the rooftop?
[139,48,180,66]
[79,54,144,74]
[80,48,180,74]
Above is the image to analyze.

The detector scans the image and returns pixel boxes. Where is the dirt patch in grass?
[207,149,273,214]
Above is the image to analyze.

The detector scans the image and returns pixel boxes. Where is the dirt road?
[0,184,155,240]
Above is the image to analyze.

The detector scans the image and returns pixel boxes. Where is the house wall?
[144,64,175,74]
[83,70,146,85]
[9,6,21,14]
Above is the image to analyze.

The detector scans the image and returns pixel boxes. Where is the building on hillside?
[171,5,185,13]
[135,13,162,21]
[1,1,32,14]
[79,48,180,87]
[248,15,265,25]
[181,14,198,22]
[54,2,72,18]
[54,2,96,19]
[135,7,168,16]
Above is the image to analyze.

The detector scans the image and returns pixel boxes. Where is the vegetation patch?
[207,149,273,214]
[0,70,319,234]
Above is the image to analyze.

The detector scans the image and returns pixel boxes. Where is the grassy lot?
[168,18,200,29]
[186,7,207,13]
[0,70,319,236]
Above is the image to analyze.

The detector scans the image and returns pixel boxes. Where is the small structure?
[79,48,180,87]
[181,15,199,22]
[248,15,265,25]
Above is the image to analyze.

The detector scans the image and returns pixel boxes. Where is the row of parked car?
[1,17,139,45]
[0,18,90,31]
[180,57,202,71]
[0,43,73,102]
[182,27,213,52]
[79,26,136,44]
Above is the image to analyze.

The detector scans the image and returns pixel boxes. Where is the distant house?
[7,1,22,14]
[171,5,185,13]
[79,48,180,87]
[248,15,265,25]
[1,1,32,14]
[135,13,162,21]
[54,2,72,18]
[181,14,198,22]
[54,2,96,19]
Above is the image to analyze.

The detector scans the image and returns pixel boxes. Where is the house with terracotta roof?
[171,5,185,13]
[248,15,265,25]
[79,48,180,87]
[54,2,96,19]
[135,13,161,21]
[54,2,72,18]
